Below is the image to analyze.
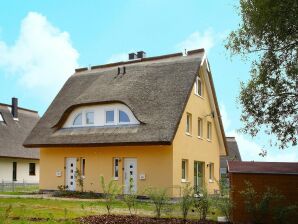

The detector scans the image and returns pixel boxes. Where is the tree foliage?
[226,0,298,149]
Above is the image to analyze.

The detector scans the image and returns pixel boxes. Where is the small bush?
[273,204,298,224]
[179,183,195,220]
[123,177,138,215]
[146,187,169,218]
[75,168,85,193]
[100,176,121,215]
[194,188,210,220]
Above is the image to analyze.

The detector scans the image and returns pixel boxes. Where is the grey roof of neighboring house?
[0,103,39,159]
[24,49,227,149]
[220,137,242,169]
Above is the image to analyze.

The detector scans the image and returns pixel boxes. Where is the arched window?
[119,110,130,123]
[73,113,82,126]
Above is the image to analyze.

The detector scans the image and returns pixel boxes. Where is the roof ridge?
[75,49,205,73]
[0,103,38,114]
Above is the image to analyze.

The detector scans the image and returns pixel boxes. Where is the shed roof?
[24,49,227,150]
[227,161,298,175]
[0,103,39,159]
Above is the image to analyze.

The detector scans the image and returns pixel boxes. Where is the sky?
[0,0,297,162]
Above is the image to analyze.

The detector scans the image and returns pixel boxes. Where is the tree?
[226,0,298,149]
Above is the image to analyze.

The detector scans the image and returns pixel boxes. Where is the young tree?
[226,0,298,149]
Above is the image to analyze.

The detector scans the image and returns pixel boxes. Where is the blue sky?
[0,0,297,161]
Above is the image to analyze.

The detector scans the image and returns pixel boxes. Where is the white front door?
[65,158,76,191]
[124,158,137,194]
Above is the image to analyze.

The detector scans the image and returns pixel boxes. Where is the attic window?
[105,110,115,124]
[195,75,202,96]
[86,112,94,124]
[0,113,4,122]
[119,110,130,123]
[73,113,83,126]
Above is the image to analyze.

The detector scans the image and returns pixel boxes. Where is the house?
[220,137,241,177]
[228,161,298,223]
[24,49,228,196]
[0,98,40,184]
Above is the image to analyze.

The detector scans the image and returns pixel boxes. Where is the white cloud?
[177,28,217,53]
[0,12,79,99]
[220,104,298,162]
[106,53,128,64]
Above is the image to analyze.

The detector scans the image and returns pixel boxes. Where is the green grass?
[0,197,222,223]
[0,185,39,195]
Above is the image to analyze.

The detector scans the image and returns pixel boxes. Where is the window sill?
[207,139,211,142]
[185,132,192,137]
[197,136,203,140]
[209,179,214,183]
[194,93,204,99]
[181,179,190,183]
[113,177,119,181]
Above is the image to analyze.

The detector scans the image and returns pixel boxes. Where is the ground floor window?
[29,163,36,176]
[12,162,17,181]
[208,162,214,181]
[182,159,188,181]
[113,158,120,179]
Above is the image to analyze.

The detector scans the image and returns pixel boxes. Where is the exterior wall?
[0,157,39,183]
[230,173,298,223]
[40,145,173,195]
[172,66,222,195]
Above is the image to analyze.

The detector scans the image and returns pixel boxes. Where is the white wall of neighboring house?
[0,158,39,183]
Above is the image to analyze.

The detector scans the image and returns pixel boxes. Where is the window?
[195,75,202,96]
[86,112,94,124]
[105,110,114,124]
[207,122,212,140]
[81,158,86,176]
[209,163,214,180]
[29,163,36,176]
[113,158,119,179]
[198,118,203,138]
[12,162,17,181]
[73,113,82,126]
[186,113,192,134]
[0,113,4,122]
[119,110,130,123]
[182,160,188,181]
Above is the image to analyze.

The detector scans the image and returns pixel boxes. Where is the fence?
[0,181,39,193]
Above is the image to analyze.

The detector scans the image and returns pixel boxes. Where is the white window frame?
[118,109,131,124]
[85,111,95,125]
[181,159,188,182]
[197,117,203,138]
[186,113,192,135]
[0,113,4,122]
[195,75,203,97]
[113,158,120,180]
[105,109,115,125]
[207,121,212,141]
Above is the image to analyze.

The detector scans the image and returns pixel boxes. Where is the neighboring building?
[24,49,228,196]
[220,137,241,177]
[228,161,298,223]
[0,98,40,183]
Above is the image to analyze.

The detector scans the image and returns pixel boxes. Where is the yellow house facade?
[24,49,227,197]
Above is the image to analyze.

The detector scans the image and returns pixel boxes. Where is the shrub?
[240,181,282,224]
[75,168,85,193]
[194,188,210,220]
[215,195,234,222]
[123,177,138,215]
[99,176,121,215]
[146,187,169,218]
[179,183,195,220]
[273,204,298,224]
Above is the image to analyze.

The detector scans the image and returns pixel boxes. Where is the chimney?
[128,53,137,60]
[12,97,18,119]
[137,51,146,59]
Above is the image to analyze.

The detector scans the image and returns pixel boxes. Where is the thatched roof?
[0,103,39,159]
[221,137,242,169]
[24,49,226,148]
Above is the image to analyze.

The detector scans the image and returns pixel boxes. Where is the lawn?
[0,197,221,223]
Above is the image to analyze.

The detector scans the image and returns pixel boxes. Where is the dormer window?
[0,113,4,122]
[73,113,82,126]
[105,110,115,124]
[119,110,130,123]
[65,103,140,128]
[86,112,94,125]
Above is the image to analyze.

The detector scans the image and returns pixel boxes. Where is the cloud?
[177,28,218,53]
[106,53,128,64]
[0,12,79,99]
[220,104,298,162]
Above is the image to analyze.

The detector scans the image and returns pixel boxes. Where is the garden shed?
[228,161,298,223]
